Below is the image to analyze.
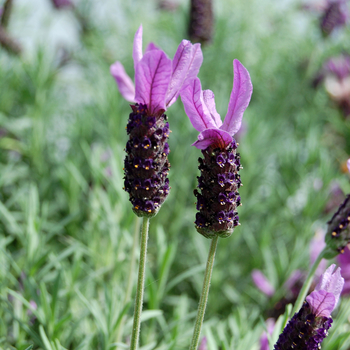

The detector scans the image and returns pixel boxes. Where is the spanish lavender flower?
[274,264,344,350]
[181,60,252,238]
[188,0,213,44]
[252,270,275,297]
[111,26,202,217]
[320,0,349,36]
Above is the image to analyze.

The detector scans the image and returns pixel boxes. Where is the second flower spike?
[110,25,203,217]
[181,59,253,237]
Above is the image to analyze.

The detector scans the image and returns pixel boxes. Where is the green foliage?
[0,0,350,349]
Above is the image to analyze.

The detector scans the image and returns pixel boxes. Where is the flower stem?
[130,217,150,350]
[291,248,326,315]
[115,216,141,349]
[189,235,219,350]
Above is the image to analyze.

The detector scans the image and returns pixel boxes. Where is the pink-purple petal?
[203,89,223,128]
[110,61,135,102]
[133,25,143,71]
[221,59,253,136]
[135,50,172,114]
[347,158,350,173]
[192,128,233,150]
[315,264,344,307]
[145,42,160,52]
[165,41,203,107]
[180,78,216,132]
[306,290,336,317]
[252,269,275,297]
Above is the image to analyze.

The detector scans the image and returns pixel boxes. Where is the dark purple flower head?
[181,60,252,238]
[113,26,203,217]
[274,265,344,350]
[320,0,349,36]
[181,59,252,150]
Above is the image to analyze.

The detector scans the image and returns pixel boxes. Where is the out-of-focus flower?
[260,318,275,350]
[198,336,207,350]
[252,270,275,297]
[320,0,349,36]
[310,228,327,279]
[337,245,350,294]
[110,25,202,216]
[314,54,350,116]
[188,0,213,44]
[51,0,73,9]
[347,158,350,172]
[180,60,252,237]
[273,264,344,350]
[324,181,345,214]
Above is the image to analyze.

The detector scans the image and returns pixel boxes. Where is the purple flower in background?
[51,0,73,9]
[314,54,350,116]
[320,0,349,36]
[310,228,327,279]
[198,337,207,350]
[347,158,350,172]
[274,264,344,350]
[180,60,252,237]
[111,25,202,216]
[252,270,275,297]
[260,318,275,350]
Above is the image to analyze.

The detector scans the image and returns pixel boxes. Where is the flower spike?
[181,59,252,237]
[274,265,344,350]
[111,26,202,216]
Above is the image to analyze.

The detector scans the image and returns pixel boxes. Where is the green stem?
[291,248,326,315]
[130,217,150,350]
[116,216,141,349]
[189,236,219,350]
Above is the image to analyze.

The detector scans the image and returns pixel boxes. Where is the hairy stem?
[189,235,219,350]
[130,217,150,350]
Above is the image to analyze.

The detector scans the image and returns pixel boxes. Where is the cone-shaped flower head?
[320,0,349,36]
[325,158,350,256]
[180,60,252,237]
[274,264,344,350]
[110,25,203,217]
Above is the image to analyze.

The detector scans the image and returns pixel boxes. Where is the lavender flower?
[274,264,344,350]
[188,0,213,44]
[111,26,202,217]
[325,158,350,255]
[198,337,207,350]
[252,270,275,297]
[180,60,252,237]
[320,0,349,36]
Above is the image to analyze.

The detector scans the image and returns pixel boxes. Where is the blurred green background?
[1,0,350,349]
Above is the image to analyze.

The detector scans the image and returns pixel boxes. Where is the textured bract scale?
[274,301,333,350]
[123,103,170,217]
[194,140,241,238]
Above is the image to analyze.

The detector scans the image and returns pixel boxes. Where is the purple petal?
[180,78,216,132]
[306,290,336,317]
[221,59,253,135]
[198,337,207,350]
[347,158,350,173]
[135,50,172,114]
[145,42,160,52]
[110,61,135,102]
[192,128,233,150]
[133,25,143,70]
[166,41,203,107]
[203,89,223,128]
[260,318,275,350]
[315,264,344,307]
[252,270,275,297]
